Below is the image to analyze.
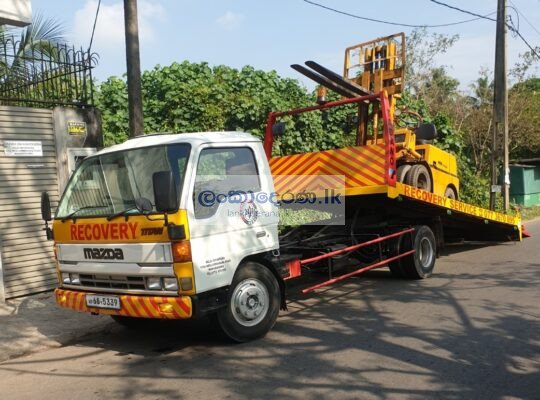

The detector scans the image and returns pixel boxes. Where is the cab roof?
[96,131,260,156]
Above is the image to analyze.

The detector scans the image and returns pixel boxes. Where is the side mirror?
[153,171,178,213]
[41,191,52,221]
[272,121,286,138]
[41,192,53,240]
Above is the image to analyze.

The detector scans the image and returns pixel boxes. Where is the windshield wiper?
[61,205,109,222]
[107,197,154,221]
[106,206,138,221]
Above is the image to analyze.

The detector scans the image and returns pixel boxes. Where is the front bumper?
[55,288,192,319]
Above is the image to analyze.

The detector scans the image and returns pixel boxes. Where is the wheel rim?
[231,278,269,327]
[418,237,434,269]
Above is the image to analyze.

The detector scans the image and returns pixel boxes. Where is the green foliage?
[279,208,331,227]
[405,28,459,94]
[520,205,540,221]
[508,77,540,159]
[0,13,66,77]
[94,77,129,146]
[96,61,359,153]
[97,61,314,148]
[0,14,89,106]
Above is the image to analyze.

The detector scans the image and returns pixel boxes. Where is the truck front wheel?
[217,262,280,342]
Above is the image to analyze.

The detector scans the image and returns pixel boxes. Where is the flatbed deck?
[270,146,521,243]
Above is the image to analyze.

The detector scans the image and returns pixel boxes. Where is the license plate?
[86,294,121,310]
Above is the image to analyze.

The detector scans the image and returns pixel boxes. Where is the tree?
[405,28,459,95]
[0,14,94,106]
[0,13,65,81]
[508,78,540,159]
[96,61,358,151]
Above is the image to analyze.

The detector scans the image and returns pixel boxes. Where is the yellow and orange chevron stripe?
[55,289,192,319]
[270,144,386,194]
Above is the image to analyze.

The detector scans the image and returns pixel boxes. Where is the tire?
[396,225,436,279]
[444,186,458,200]
[217,262,280,343]
[397,164,412,183]
[388,259,404,278]
[406,164,432,192]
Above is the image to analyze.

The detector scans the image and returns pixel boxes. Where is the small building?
[509,159,540,207]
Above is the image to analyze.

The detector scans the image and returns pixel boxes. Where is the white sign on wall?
[3,140,43,157]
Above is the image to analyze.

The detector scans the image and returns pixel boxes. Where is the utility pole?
[124,0,144,138]
[490,0,509,211]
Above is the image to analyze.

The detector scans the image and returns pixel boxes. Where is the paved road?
[1,220,539,400]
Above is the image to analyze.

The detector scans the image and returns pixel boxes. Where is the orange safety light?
[172,240,192,263]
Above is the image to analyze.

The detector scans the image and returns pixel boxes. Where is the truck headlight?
[62,272,71,284]
[146,277,162,290]
[163,277,178,291]
[70,273,80,285]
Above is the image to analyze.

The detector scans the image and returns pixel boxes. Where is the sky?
[30,0,540,92]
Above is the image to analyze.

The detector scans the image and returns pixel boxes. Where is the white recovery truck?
[41,95,524,342]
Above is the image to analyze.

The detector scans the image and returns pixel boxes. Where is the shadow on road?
[2,263,539,400]
[1,222,538,399]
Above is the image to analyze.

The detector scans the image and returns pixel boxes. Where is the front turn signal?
[172,240,191,263]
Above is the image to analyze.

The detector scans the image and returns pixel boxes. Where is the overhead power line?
[509,0,540,37]
[88,0,102,53]
[301,0,492,28]
[509,27,540,58]
[429,0,539,59]
[429,0,496,22]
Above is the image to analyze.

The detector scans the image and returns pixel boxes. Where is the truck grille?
[79,274,147,291]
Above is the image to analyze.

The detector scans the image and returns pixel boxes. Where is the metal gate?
[0,105,59,299]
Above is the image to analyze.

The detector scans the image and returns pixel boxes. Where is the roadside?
[0,292,112,363]
[521,205,540,222]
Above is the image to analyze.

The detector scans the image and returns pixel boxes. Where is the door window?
[194,147,260,218]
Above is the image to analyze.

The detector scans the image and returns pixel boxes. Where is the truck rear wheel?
[406,164,432,192]
[388,260,405,278]
[394,225,436,279]
[217,262,280,342]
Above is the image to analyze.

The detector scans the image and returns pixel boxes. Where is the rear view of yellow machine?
[343,33,459,199]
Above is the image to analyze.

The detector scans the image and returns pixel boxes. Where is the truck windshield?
[56,144,190,219]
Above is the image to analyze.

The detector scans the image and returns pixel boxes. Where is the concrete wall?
[53,107,103,193]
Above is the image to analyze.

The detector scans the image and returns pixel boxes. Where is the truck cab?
[51,132,282,342]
